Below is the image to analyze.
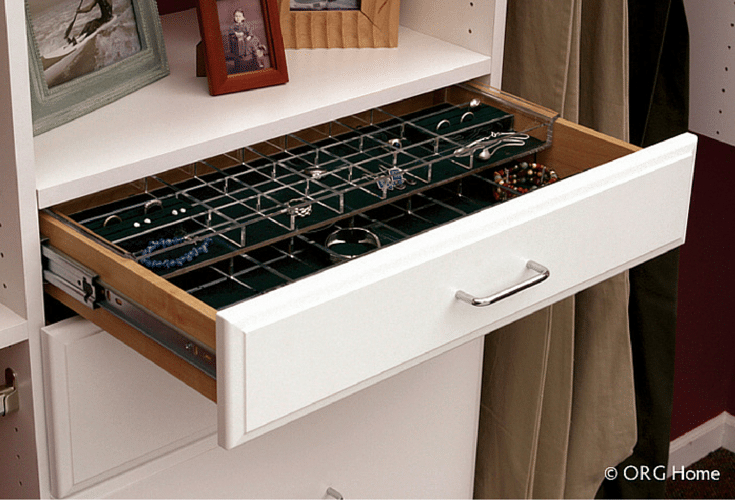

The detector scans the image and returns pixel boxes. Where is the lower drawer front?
[43,317,482,498]
[217,132,696,449]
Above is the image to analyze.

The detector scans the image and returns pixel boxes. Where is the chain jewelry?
[140,237,214,269]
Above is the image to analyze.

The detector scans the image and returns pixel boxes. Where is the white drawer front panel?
[217,133,697,450]
[106,338,483,499]
[42,317,217,498]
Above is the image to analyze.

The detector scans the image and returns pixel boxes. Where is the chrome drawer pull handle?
[455,260,550,307]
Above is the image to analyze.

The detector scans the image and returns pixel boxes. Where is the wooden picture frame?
[25,0,169,135]
[278,0,400,48]
[197,0,288,96]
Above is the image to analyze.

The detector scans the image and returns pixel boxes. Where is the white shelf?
[33,8,493,209]
[0,303,27,350]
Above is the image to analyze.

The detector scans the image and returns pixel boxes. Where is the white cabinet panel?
[0,306,26,350]
[105,337,483,499]
[42,317,216,498]
[42,317,482,499]
[684,0,735,146]
[0,340,41,499]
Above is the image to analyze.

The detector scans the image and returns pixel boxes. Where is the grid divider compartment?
[53,86,558,310]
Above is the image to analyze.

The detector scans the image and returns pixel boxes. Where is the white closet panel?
[684,0,735,146]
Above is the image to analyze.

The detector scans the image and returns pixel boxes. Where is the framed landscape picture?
[26,0,169,135]
[278,0,400,48]
[196,0,288,96]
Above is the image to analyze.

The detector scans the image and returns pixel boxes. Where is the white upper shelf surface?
[34,8,493,209]
[0,303,27,350]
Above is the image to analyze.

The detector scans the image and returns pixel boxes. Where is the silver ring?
[388,138,402,148]
[144,199,163,214]
[103,215,122,227]
[436,119,451,132]
[461,111,474,123]
[325,228,381,263]
[304,166,328,179]
[469,98,481,108]
[287,197,312,217]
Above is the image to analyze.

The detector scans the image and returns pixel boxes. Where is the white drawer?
[217,129,696,448]
[40,85,697,450]
[42,317,483,498]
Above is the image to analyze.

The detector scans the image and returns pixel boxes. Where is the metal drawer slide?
[42,243,217,379]
[39,85,559,404]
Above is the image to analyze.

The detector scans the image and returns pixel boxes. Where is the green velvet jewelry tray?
[51,85,557,310]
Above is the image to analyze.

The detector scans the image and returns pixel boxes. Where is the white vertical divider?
[0,0,51,495]
[399,0,507,88]
[0,0,32,322]
[684,0,735,146]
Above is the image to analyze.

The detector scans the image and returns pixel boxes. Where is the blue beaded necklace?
[140,237,213,270]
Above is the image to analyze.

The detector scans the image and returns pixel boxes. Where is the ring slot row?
[66,95,553,281]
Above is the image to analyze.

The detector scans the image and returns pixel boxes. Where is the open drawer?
[39,84,696,449]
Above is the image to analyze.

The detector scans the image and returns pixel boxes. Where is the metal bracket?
[41,243,216,379]
[97,285,216,379]
[326,487,344,500]
[41,243,99,309]
[1,368,19,417]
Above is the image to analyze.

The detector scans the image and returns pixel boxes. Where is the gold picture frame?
[278,0,400,48]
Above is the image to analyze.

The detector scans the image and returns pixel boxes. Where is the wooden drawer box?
[39,84,696,450]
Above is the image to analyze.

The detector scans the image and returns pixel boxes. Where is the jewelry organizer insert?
[41,84,557,390]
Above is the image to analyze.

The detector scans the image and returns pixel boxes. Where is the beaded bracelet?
[140,237,213,270]
[492,162,559,201]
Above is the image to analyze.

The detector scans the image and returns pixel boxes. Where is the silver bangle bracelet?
[325,228,381,263]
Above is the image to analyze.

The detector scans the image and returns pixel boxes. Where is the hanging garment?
[474,0,638,497]
[597,0,689,498]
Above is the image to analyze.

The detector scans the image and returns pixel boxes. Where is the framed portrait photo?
[196,0,288,96]
[25,0,169,135]
[278,0,400,49]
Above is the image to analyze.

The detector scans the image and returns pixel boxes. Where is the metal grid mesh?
[62,92,555,309]
[166,173,508,309]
